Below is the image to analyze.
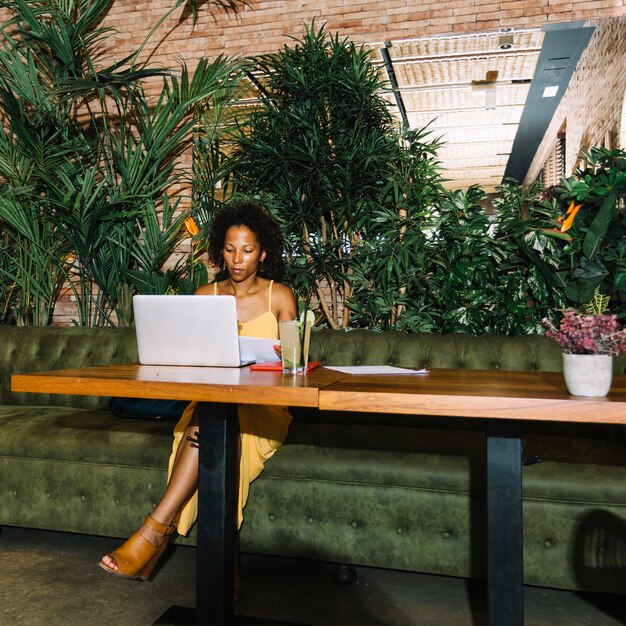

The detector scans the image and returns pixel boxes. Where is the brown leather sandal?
[98,514,176,580]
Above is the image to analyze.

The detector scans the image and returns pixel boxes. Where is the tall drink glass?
[279,321,302,374]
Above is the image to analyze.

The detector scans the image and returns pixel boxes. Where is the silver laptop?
[133,294,254,367]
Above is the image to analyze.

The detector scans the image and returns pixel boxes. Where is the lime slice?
[300,309,315,325]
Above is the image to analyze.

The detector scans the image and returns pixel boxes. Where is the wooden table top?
[13,364,626,424]
[318,367,626,424]
[11,364,345,408]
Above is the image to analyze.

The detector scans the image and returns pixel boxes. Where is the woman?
[98,202,297,581]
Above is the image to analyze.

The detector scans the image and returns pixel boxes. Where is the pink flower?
[543,310,626,356]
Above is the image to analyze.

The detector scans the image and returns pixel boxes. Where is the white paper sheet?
[239,336,280,363]
[324,365,428,375]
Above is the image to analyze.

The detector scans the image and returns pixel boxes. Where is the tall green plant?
[346,127,445,332]
[0,0,248,325]
[233,22,400,329]
[191,60,252,229]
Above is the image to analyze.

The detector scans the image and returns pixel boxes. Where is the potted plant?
[542,292,626,396]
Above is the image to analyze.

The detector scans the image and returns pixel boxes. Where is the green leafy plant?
[423,186,502,333]
[412,180,567,336]
[539,148,626,308]
[489,179,567,333]
[230,22,572,335]
[0,0,249,325]
[346,126,444,332]
[233,22,402,329]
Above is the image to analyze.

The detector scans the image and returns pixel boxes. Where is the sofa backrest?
[0,326,138,409]
[2,325,623,409]
[309,328,570,371]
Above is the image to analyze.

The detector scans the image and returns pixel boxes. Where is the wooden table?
[12,364,344,625]
[13,365,626,625]
[319,367,626,626]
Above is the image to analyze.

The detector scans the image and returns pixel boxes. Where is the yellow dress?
[167,280,291,533]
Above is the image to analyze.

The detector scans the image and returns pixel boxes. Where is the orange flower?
[560,201,581,232]
[184,216,199,237]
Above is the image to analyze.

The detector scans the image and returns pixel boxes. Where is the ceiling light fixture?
[498,32,514,50]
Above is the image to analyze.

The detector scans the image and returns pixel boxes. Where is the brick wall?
[97,1,626,68]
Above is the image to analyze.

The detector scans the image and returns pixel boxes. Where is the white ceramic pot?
[562,353,613,397]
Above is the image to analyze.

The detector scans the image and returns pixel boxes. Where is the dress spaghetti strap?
[267,279,274,311]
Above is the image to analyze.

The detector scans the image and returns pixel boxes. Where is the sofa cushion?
[273,421,626,506]
[0,406,177,539]
[0,406,172,466]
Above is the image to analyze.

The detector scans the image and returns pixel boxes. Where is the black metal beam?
[381,45,409,129]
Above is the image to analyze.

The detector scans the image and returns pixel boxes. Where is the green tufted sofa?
[1,326,626,595]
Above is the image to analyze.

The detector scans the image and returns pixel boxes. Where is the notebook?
[133,294,255,367]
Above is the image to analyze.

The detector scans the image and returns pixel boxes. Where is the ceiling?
[365,22,595,193]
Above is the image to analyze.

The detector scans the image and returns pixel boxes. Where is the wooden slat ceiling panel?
[437,142,513,158]
[382,29,544,59]
[369,28,545,191]
[392,52,539,87]
[421,125,519,144]
[383,84,531,111]
[410,106,525,128]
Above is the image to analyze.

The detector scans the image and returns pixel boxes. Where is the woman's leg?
[100,411,200,571]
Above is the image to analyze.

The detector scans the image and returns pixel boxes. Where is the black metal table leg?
[155,401,308,626]
[486,419,524,626]
[196,401,239,626]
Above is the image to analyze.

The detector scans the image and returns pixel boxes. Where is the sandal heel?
[98,514,176,580]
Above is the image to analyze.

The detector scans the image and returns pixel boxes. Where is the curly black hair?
[207,202,285,280]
